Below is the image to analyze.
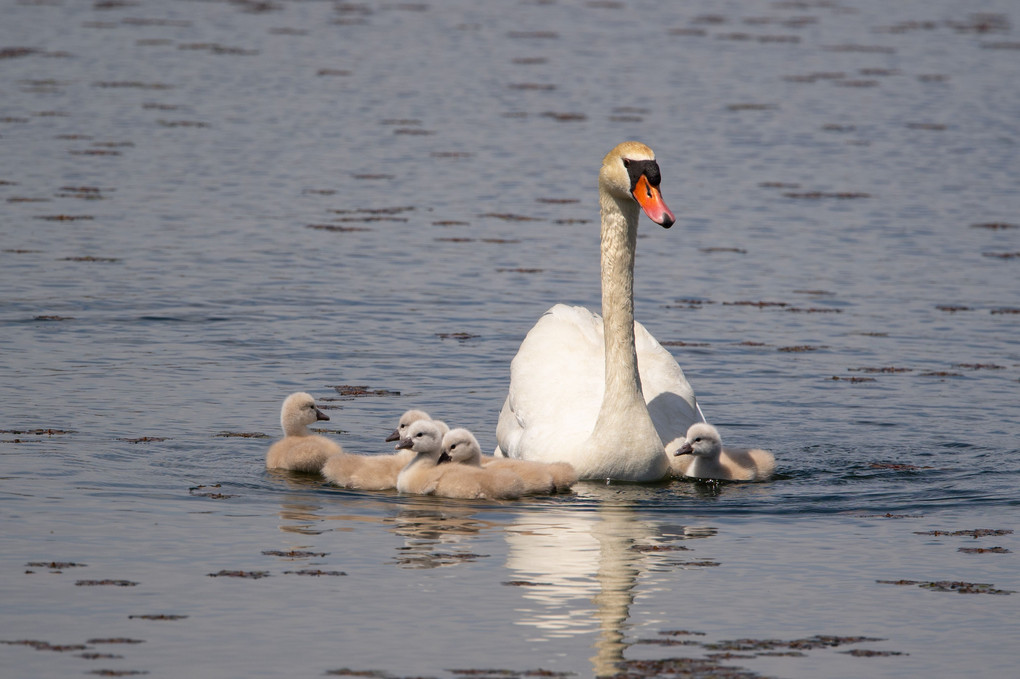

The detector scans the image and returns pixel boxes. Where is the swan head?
[386,409,431,443]
[600,141,675,228]
[396,419,449,462]
[442,428,483,466]
[676,422,722,458]
[281,392,329,434]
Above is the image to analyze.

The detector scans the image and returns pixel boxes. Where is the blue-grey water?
[2,1,1018,677]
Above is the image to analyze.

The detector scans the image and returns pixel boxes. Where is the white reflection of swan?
[505,504,643,675]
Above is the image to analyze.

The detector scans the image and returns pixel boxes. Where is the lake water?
[2,0,1018,677]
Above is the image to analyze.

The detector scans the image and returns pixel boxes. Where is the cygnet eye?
[450,443,457,449]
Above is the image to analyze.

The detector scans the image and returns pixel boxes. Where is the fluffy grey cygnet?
[444,428,577,494]
[322,409,446,491]
[396,421,525,500]
[266,392,341,473]
[671,422,775,482]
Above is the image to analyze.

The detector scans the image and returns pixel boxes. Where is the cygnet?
[396,421,525,500]
[322,410,446,490]
[672,422,775,482]
[321,446,414,491]
[444,428,577,494]
[385,409,431,443]
[266,392,342,473]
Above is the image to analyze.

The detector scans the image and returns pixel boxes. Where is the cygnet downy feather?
[445,429,577,494]
[322,409,445,491]
[266,392,342,473]
[671,422,775,482]
[396,421,525,500]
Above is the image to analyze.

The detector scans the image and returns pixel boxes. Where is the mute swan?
[672,422,775,482]
[396,421,525,500]
[445,428,577,493]
[266,392,342,472]
[321,409,445,490]
[496,141,705,482]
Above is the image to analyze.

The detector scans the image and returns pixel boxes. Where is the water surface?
[2,1,1018,677]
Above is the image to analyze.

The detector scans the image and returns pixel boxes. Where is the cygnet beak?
[437,452,452,464]
[395,437,414,450]
[385,428,400,442]
[675,441,693,456]
[315,408,330,422]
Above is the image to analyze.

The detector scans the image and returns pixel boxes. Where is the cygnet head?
[396,419,447,461]
[386,409,431,442]
[281,392,329,434]
[442,428,482,466]
[599,141,675,228]
[676,422,722,459]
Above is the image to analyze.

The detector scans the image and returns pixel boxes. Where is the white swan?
[443,428,577,495]
[671,422,775,482]
[396,421,525,500]
[321,409,445,490]
[496,141,705,482]
[266,392,342,473]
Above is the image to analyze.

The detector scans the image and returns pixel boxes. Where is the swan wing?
[634,321,706,455]
[497,304,605,463]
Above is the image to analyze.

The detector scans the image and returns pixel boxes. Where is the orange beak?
[632,175,675,228]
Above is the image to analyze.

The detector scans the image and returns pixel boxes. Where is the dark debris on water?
[878,579,1014,595]
[207,570,271,579]
[128,614,187,621]
[86,638,145,645]
[330,385,400,398]
[26,561,87,569]
[915,529,1013,538]
[262,549,329,558]
[214,431,270,438]
[1,639,89,652]
[283,569,347,576]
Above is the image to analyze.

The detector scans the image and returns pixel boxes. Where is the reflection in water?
[268,470,332,535]
[504,502,714,676]
[590,507,641,676]
[504,506,637,675]
[386,500,507,569]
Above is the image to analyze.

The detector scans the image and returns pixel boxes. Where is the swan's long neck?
[598,190,643,409]
[583,187,668,481]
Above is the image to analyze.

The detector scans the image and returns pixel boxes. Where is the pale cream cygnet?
[396,421,525,500]
[385,409,435,443]
[445,429,577,494]
[266,392,342,473]
[671,422,775,482]
[322,409,446,491]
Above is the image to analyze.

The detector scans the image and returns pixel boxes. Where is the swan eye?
[622,158,631,168]
[624,159,662,192]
